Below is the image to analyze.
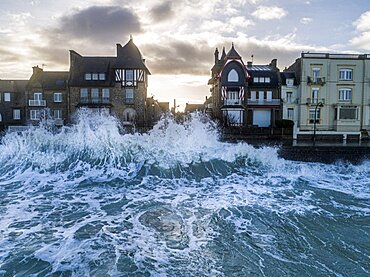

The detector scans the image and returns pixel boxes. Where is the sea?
[0,110,369,276]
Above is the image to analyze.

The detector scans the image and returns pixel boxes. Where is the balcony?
[54,119,64,126]
[306,98,325,105]
[29,100,46,106]
[223,99,242,106]
[247,99,281,105]
[307,76,326,86]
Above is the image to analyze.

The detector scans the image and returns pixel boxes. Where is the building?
[287,53,370,141]
[0,80,28,131]
[68,37,151,127]
[281,71,299,129]
[246,59,282,127]
[208,44,282,127]
[26,66,69,126]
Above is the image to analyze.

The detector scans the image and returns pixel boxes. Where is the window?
[309,108,320,123]
[54,92,62,102]
[4,92,11,102]
[126,70,134,81]
[123,108,136,122]
[265,77,270,83]
[91,88,99,103]
[85,73,92,80]
[125,88,134,104]
[102,88,110,103]
[312,67,320,81]
[250,91,256,101]
[80,88,88,103]
[227,69,239,82]
[258,91,264,101]
[92,73,99,80]
[339,88,352,101]
[33,92,43,100]
[253,77,259,83]
[54,110,62,119]
[339,107,357,120]
[339,69,352,80]
[312,88,319,103]
[0,113,2,122]
[259,77,264,83]
[13,109,20,120]
[99,73,106,80]
[266,91,272,102]
[286,78,294,87]
[30,110,40,120]
[286,92,292,103]
[287,108,294,120]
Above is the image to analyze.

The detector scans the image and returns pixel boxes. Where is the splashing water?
[0,110,369,276]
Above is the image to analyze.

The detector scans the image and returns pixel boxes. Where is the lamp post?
[312,101,324,145]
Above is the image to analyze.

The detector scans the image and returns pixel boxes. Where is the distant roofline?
[301,52,370,59]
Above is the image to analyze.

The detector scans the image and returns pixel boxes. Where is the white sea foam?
[0,110,369,275]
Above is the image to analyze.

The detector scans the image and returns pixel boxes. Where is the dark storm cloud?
[0,47,21,62]
[141,39,303,75]
[150,2,174,22]
[142,40,213,75]
[58,6,142,42]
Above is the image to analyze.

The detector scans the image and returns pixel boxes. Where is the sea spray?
[0,110,369,276]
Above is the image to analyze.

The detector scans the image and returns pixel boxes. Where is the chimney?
[32,65,43,75]
[247,61,253,67]
[214,48,219,63]
[270,59,277,69]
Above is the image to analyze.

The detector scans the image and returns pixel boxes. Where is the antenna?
[251,55,254,63]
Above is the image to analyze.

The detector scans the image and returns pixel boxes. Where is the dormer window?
[286,78,294,87]
[85,73,106,81]
[227,69,239,82]
[126,70,134,81]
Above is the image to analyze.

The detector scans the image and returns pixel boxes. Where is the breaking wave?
[0,110,369,276]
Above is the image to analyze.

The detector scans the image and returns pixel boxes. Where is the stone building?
[68,37,151,127]
[26,66,69,126]
[0,80,28,131]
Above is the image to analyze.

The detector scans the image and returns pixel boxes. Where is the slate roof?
[280,72,298,86]
[247,65,280,87]
[0,80,28,92]
[69,38,150,87]
[226,44,242,60]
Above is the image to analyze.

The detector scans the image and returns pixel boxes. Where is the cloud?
[56,6,142,43]
[351,11,370,50]
[300,17,312,25]
[150,1,174,22]
[252,6,288,20]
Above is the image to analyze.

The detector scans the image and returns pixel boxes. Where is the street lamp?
[312,101,324,145]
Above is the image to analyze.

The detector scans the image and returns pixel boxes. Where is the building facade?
[287,53,370,140]
[208,45,282,127]
[0,37,162,132]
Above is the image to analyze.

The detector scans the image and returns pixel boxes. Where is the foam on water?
[0,110,369,276]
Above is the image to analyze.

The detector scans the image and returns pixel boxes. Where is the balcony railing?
[223,99,242,105]
[54,119,64,126]
[247,99,281,105]
[29,100,46,106]
[306,98,325,105]
[307,76,326,86]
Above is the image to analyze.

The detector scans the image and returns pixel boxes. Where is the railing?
[247,99,281,105]
[307,76,326,85]
[223,99,242,105]
[306,98,325,105]
[29,100,46,106]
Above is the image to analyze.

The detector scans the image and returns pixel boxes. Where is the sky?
[1,0,370,110]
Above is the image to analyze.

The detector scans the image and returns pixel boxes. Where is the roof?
[0,80,28,92]
[116,38,150,73]
[280,72,298,86]
[39,71,69,90]
[226,44,242,60]
[247,64,280,87]
[185,103,204,113]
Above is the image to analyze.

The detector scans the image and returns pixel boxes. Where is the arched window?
[123,108,136,122]
[228,69,239,82]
